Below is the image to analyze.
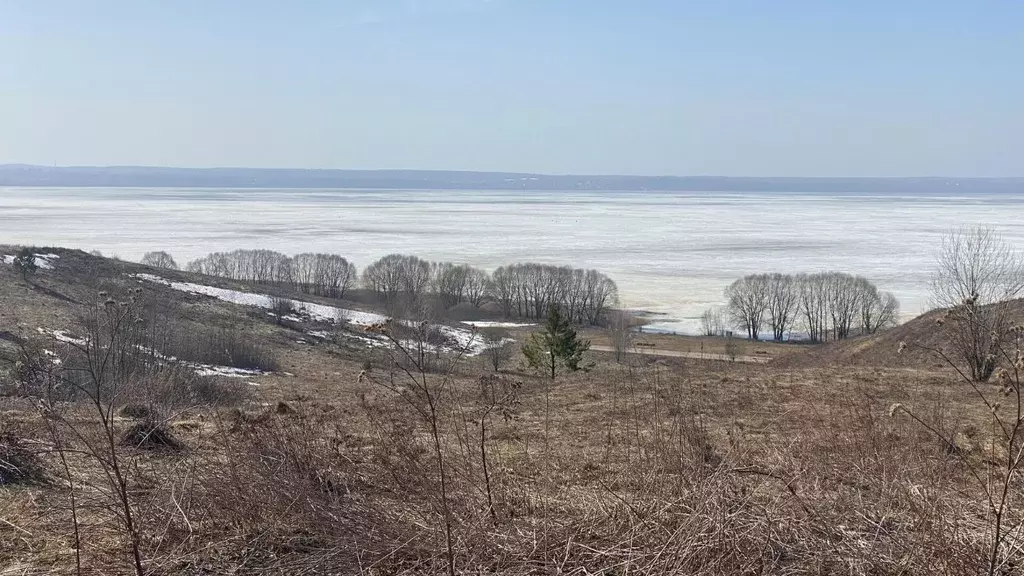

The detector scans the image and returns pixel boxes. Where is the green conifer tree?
[522,304,590,379]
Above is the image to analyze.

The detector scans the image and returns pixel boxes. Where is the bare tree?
[488,263,617,325]
[932,227,1024,381]
[700,307,726,337]
[293,253,357,298]
[363,254,405,304]
[605,310,634,362]
[464,267,490,307]
[400,255,432,305]
[33,291,155,576]
[797,273,829,342]
[765,273,798,341]
[860,282,900,334]
[140,251,178,270]
[725,275,769,340]
[363,254,431,312]
[825,272,863,341]
[433,263,470,309]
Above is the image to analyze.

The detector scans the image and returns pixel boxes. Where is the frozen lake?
[2,187,1023,333]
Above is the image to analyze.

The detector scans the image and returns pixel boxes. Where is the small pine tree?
[522,305,590,379]
[13,248,37,281]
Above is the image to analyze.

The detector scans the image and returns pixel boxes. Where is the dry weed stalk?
[900,324,1024,575]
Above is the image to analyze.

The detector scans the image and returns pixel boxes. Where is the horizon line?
[2,164,1023,180]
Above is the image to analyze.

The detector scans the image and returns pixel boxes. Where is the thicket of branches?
[931,227,1024,381]
[724,272,898,341]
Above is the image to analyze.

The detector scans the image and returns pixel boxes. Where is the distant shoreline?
[2,164,1023,193]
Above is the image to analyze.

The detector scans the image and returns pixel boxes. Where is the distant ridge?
[1,164,1022,193]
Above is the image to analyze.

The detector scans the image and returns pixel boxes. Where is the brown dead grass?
[0,249,1020,574]
[583,328,802,359]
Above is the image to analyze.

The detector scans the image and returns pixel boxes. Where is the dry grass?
[4,357,1015,574]
[0,249,1021,575]
[583,328,803,359]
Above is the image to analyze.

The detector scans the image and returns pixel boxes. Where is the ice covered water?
[3,186,1023,333]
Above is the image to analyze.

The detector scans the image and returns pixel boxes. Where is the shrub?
[140,251,179,270]
[0,432,47,485]
[270,297,295,326]
[481,327,513,372]
[151,324,279,373]
[13,247,38,280]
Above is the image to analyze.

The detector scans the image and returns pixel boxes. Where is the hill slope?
[780,299,1024,372]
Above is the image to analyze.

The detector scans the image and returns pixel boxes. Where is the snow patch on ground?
[37,327,88,346]
[462,321,535,329]
[137,344,269,379]
[436,325,485,355]
[133,273,387,326]
[193,365,267,378]
[3,253,58,270]
[133,273,492,355]
[36,327,269,379]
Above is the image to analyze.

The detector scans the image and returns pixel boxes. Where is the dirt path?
[590,344,771,364]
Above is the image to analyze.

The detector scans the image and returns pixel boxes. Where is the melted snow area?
[132,274,494,355]
[462,321,535,328]
[2,253,58,270]
[36,328,268,379]
[133,273,387,325]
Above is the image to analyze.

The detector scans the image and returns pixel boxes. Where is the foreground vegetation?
[0,229,1021,575]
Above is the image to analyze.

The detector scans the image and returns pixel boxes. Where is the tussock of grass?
[0,433,47,486]
[120,420,185,452]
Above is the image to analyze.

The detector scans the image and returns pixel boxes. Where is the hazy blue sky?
[1,1,1021,176]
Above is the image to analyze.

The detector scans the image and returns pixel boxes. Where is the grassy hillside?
[0,247,1020,575]
[780,299,1024,374]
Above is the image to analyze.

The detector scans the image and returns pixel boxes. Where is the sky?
[0,1,1021,177]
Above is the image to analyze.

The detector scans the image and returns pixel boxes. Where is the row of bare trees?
[185,249,296,285]
[183,250,357,298]
[361,255,618,325]
[723,272,898,341]
[291,253,359,298]
[170,250,618,325]
[360,255,490,312]
[490,263,618,324]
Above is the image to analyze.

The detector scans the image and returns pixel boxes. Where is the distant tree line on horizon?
[704,272,899,342]
[141,249,618,326]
